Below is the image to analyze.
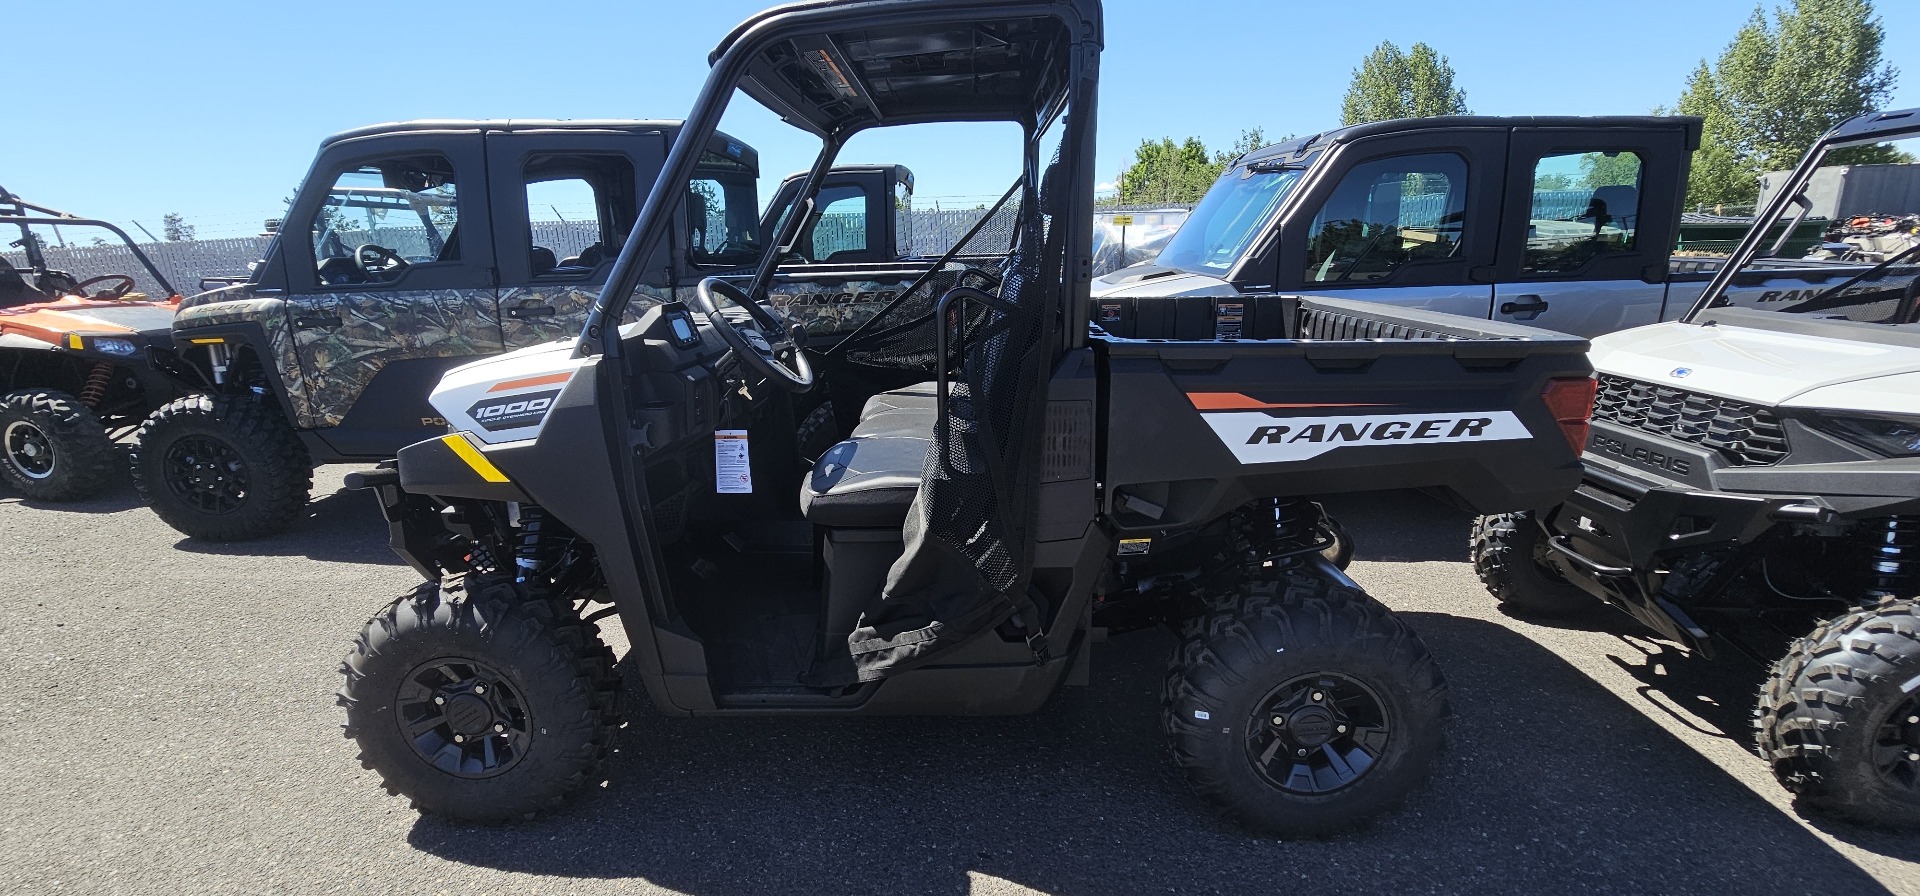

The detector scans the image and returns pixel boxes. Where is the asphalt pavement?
[4,466,1917,896]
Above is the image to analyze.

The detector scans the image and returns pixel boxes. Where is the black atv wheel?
[338,573,621,823]
[1163,571,1449,836]
[796,401,841,462]
[1471,511,1594,617]
[0,390,116,501]
[131,395,311,541]
[1757,597,1920,829]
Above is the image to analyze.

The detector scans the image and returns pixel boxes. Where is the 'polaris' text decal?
[1201,411,1532,464]
[467,390,561,432]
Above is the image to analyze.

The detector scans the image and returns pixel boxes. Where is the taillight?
[1542,376,1597,453]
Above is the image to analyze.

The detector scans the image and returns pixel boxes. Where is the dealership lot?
[4,470,1918,896]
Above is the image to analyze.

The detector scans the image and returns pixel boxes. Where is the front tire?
[0,389,116,501]
[1758,597,1920,829]
[338,573,621,824]
[1471,511,1595,617]
[1163,571,1449,836]
[131,395,311,541]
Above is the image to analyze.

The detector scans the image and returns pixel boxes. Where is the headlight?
[1819,414,1920,457]
[93,337,140,357]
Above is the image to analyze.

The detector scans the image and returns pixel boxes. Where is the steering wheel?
[690,277,814,392]
[75,275,137,299]
[354,244,410,281]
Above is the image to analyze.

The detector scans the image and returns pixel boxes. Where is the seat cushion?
[799,384,939,528]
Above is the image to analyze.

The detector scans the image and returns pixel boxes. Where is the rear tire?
[338,573,621,823]
[1163,571,1449,836]
[1471,511,1594,617]
[0,389,115,501]
[132,394,311,541]
[1757,597,1920,829]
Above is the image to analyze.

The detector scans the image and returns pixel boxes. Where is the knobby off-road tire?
[1758,597,1920,829]
[338,573,621,824]
[1163,571,1449,836]
[1471,511,1594,618]
[0,390,115,501]
[131,394,311,541]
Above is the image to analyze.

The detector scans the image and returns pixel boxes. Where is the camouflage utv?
[136,120,933,540]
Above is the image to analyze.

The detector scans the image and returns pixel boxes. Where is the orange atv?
[0,187,193,500]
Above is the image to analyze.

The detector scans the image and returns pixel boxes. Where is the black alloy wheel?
[397,657,533,779]
[1246,673,1390,795]
[0,390,116,501]
[1875,693,1920,793]
[161,434,249,515]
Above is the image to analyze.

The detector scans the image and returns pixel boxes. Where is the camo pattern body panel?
[293,288,503,428]
[171,286,315,425]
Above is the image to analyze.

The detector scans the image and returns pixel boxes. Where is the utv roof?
[1826,106,1920,144]
[1238,115,1705,167]
[316,119,759,169]
[711,0,1104,137]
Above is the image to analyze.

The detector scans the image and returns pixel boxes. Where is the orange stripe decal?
[1186,392,1391,411]
[488,372,573,393]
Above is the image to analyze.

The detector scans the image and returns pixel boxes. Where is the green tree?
[161,212,196,242]
[1672,0,1899,207]
[1117,136,1217,205]
[1341,42,1470,126]
[1580,152,1644,189]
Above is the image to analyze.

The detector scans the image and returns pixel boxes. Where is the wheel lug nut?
[433,696,445,705]
[1311,692,1323,702]
[1271,716,1285,727]
[1909,752,1920,762]
[494,723,506,733]
[1337,724,1348,734]
[1295,748,1308,757]
[1909,716,1919,725]
[474,685,487,695]
[453,734,465,743]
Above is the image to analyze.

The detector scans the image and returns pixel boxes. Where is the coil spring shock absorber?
[1863,516,1920,602]
[515,505,549,585]
[77,362,113,408]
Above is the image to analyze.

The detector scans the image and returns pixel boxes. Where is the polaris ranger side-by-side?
[1473,109,1920,828]
[334,0,1597,836]
[137,121,914,541]
[1091,115,1873,339]
[0,188,189,499]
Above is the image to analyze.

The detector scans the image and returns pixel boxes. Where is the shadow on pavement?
[169,486,400,566]
[406,613,1892,896]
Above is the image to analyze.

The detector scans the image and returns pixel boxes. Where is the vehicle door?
[1270,130,1506,319]
[284,133,500,449]
[1491,127,1691,336]
[487,129,666,347]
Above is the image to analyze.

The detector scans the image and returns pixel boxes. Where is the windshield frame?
[1685,109,1920,323]
[1152,164,1304,278]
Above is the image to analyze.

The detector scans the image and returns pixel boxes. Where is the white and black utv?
[1474,108,1920,828]
[337,0,1598,836]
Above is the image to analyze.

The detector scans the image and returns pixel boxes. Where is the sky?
[5,0,1918,240]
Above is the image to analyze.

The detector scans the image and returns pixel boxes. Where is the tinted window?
[810,185,869,261]
[522,152,636,278]
[688,153,762,267]
[1523,151,1644,275]
[1304,153,1467,283]
[309,154,458,286]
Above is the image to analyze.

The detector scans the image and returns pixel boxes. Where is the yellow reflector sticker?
[188,337,226,345]
[66,334,84,350]
[441,434,509,483]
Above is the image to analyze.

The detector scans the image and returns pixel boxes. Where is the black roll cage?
[0,184,180,297]
[582,0,1102,359]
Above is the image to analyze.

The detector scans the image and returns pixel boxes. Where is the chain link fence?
[5,203,1193,302]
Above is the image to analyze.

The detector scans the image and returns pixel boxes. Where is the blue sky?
[5,0,1917,239]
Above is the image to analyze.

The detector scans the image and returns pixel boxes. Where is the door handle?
[508,304,556,319]
[1499,295,1549,319]
[294,314,339,329]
